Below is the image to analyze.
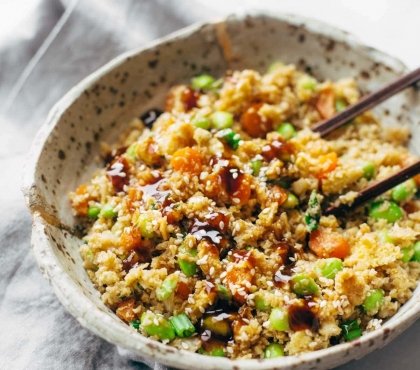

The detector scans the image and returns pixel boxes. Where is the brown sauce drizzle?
[107,156,129,193]
[189,212,229,246]
[122,247,151,272]
[181,87,199,111]
[219,166,244,196]
[140,178,171,205]
[261,139,294,162]
[288,300,319,332]
[273,241,295,287]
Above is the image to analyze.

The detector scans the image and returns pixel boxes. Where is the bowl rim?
[23,10,420,370]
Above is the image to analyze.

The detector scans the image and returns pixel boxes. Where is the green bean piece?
[412,241,420,262]
[362,289,384,314]
[369,201,404,223]
[283,193,299,209]
[291,274,320,296]
[276,122,297,140]
[141,311,176,340]
[218,128,241,150]
[341,320,362,341]
[87,205,101,219]
[192,117,212,130]
[264,343,284,358]
[391,179,416,203]
[316,258,343,279]
[305,191,321,231]
[136,213,156,238]
[211,111,234,130]
[251,159,262,176]
[362,162,376,180]
[335,98,347,112]
[254,293,270,311]
[269,308,289,331]
[401,246,415,262]
[178,259,197,277]
[169,313,196,338]
[100,204,117,219]
[191,74,215,90]
[156,275,178,301]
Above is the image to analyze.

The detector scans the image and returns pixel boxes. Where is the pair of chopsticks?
[311,67,420,215]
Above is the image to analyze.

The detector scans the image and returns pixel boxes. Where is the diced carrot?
[226,250,255,304]
[270,185,288,206]
[317,152,338,178]
[309,229,350,259]
[414,174,420,187]
[120,227,142,251]
[232,174,251,205]
[316,89,335,119]
[240,103,272,138]
[176,280,191,300]
[170,147,203,173]
[116,297,137,322]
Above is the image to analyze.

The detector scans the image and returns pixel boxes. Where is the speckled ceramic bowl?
[23,11,419,370]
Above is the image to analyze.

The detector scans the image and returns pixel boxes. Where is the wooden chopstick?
[325,160,420,216]
[313,67,420,137]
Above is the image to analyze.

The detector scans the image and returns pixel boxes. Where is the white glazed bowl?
[23,12,419,370]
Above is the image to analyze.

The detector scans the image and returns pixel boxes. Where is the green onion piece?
[362,162,376,180]
[291,274,320,296]
[391,179,416,203]
[298,76,317,91]
[178,259,197,277]
[209,348,226,357]
[87,206,101,219]
[362,289,384,314]
[210,111,234,130]
[401,246,415,262]
[269,308,289,331]
[141,311,176,340]
[267,61,284,73]
[254,293,270,311]
[130,319,140,330]
[216,284,232,301]
[100,204,117,219]
[341,320,362,341]
[369,201,404,223]
[136,213,155,238]
[335,98,347,112]
[316,258,343,279]
[169,313,196,338]
[218,128,241,150]
[126,143,138,160]
[191,74,215,90]
[276,122,297,140]
[283,193,299,209]
[305,191,321,231]
[202,316,232,337]
[264,343,284,358]
[156,275,178,301]
[412,241,420,262]
[192,116,212,130]
[251,159,262,176]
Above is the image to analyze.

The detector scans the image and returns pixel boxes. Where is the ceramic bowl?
[23,11,420,370]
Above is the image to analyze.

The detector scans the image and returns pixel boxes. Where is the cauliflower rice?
[70,63,419,359]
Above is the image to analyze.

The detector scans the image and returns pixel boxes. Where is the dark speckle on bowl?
[58,149,66,160]
[148,59,159,69]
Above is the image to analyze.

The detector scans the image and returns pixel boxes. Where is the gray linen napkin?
[0,1,418,369]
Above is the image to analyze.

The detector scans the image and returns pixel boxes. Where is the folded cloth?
[0,1,418,369]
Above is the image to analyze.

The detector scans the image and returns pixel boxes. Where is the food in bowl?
[69,63,419,359]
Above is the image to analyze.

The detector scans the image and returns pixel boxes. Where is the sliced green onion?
[130,319,140,330]
[316,258,343,279]
[362,289,384,314]
[251,159,262,176]
[216,284,232,301]
[87,205,101,219]
[369,201,404,223]
[269,308,289,331]
[178,259,197,277]
[218,128,241,150]
[362,162,376,180]
[210,111,234,130]
[341,320,362,341]
[141,311,175,340]
[298,76,317,91]
[391,179,416,203]
[264,343,284,358]
[209,348,226,357]
[169,313,195,337]
[401,246,415,262]
[412,241,420,262]
[283,193,299,209]
[305,191,321,232]
[276,122,297,140]
[136,213,155,238]
[191,74,215,91]
[100,204,117,219]
[291,274,319,296]
[335,98,347,112]
[192,117,212,130]
[254,293,270,311]
[156,275,178,301]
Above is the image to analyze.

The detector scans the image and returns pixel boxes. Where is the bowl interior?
[26,12,419,370]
